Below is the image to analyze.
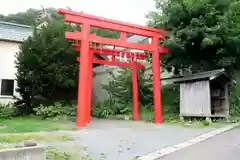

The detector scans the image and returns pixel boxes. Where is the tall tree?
[228,1,240,70]
[15,20,78,114]
[147,0,240,75]
[12,7,121,114]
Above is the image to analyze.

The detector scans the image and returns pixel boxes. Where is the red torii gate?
[58,8,168,128]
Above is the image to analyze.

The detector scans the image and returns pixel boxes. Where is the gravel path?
[57,119,220,160]
[0,119,224,160]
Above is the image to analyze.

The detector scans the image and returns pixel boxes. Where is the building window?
[1,79,14,96]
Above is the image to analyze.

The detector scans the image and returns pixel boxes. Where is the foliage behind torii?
[147,0,240,75]
[146,0,240,117]
[15,20,79,114]
[11,8,119,115]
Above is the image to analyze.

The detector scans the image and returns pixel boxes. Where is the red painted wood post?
[132,59,139,120]
[76,24,91,128]
[152,37,163,124]
[86,50,94,124]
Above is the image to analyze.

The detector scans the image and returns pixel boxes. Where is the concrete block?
[0,146,45,160]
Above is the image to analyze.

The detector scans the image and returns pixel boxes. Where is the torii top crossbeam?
[58,8,168,53]
[58,8,166,38]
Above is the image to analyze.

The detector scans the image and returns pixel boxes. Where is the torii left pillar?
[77,24,91,128]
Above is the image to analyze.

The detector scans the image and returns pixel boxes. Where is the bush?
[0,103,17,119]
[95,68,153,118]
[92,70,181,119]
[91,99,116,118]
[15,20,79,115]
[92,90,135,119]
[230,93,240,116]
[161,84,180,115]
[34,102,76,119]
[114,102,132,115]
[229,75,240,117]
[46,146,72,160]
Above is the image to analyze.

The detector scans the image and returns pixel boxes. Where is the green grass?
[0,117,75,133]
[46,146,73,160]
[138,107,228,128]
[138,103,179,123]
[0,133,73,143]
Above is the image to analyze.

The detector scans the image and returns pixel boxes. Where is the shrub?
[114,102,132,115]
[91,93,134,118]
[92,72,181,119]
[96,68,153,118]
[46,146,72,160]
[91,99,115,118]
[230,94,240,116]
[161,84,180,115]
[15,20,79,115]
[0,103,17,119]
[34,102,76,119]
[229,77,240,117]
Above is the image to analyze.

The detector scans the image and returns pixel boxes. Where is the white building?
[0,21,32,104]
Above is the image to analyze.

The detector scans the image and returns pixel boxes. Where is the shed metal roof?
[165,69,230,83]
[0,21,32,42]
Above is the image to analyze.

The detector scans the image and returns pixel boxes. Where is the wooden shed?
[173,69,230,118]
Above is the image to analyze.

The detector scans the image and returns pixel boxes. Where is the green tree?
[10,7,120,115]
[147,0,240,75]
[228,1,240,70]
[15,20,78,114]
[101,67,153,114]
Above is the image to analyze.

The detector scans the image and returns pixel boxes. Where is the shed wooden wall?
[180,80,211,117]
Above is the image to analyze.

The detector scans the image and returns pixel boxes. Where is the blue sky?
[0,0,156,25]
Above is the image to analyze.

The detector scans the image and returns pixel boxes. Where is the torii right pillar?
[152,37,164,124]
